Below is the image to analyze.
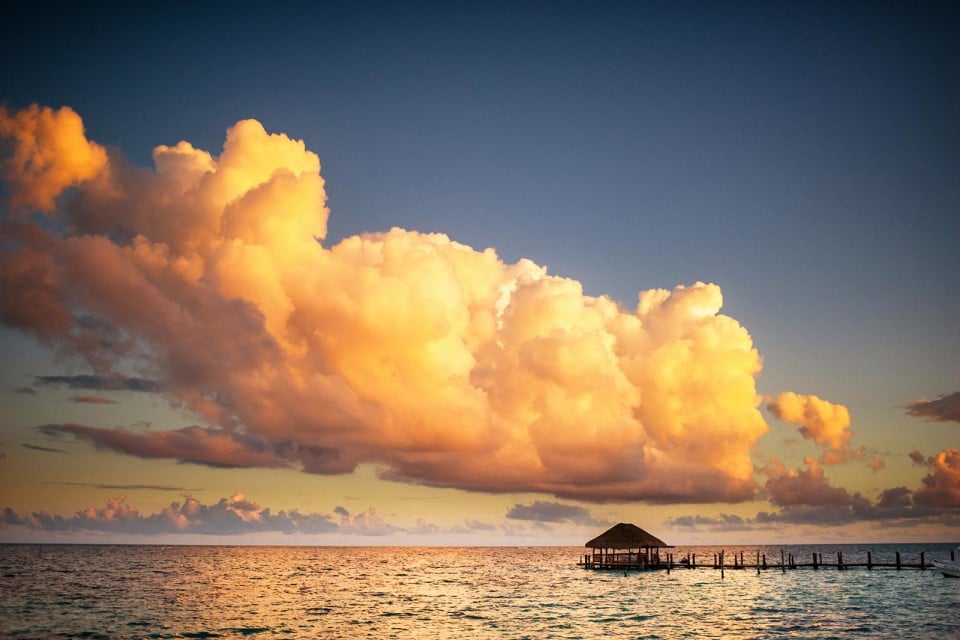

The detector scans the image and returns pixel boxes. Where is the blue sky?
[1,1,958,544]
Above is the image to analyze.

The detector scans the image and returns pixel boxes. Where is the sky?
[0,1,958,545]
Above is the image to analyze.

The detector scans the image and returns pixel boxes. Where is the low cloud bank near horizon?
[668,447,960,532]
[0,104,903,506]
[0,493,418,536]
[0,493,548,539]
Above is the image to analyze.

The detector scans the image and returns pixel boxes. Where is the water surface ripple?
[1,544,958,638]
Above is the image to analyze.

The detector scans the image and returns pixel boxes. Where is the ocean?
[1,543,958,639]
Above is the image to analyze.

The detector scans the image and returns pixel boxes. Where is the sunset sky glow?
[1,1,958,545]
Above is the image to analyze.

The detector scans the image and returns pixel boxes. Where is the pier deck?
[579,549,952,572]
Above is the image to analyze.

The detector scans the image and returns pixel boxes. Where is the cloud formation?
[1,493,340,536]
[0,105,107,212]
[675,449,960,531]
[70,395,117,404]
[914,449,960,507]
[906,392,960,423]
[505,500,605,526]
[61,482,200,492]
[763,457,850,507]
[0,104,775,503]
[41,423,286,469]
[34,375,159,392]
[21,443,67,454]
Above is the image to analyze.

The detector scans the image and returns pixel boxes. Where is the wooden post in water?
[780,549,785,573]
[838,551,843,570]
[763,554,767,569]
[896,551,901,570]
[921,551,925,569]
[740,551,744,567]
[812,552,818,569]
[721,550,725,579]
[951,549,955,562]
[867,551,872,570]
[756,551,760,575]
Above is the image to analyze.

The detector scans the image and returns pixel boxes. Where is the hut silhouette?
[582,523,669,569]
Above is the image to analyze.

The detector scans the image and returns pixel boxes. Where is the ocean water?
[1,544,958,639]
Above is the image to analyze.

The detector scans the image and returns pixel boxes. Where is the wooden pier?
[578,523,956,576]
[578,548,957,573]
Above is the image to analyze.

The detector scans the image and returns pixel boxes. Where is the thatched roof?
[584,523,668,549]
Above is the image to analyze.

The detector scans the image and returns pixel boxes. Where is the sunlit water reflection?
[2,544,958,638]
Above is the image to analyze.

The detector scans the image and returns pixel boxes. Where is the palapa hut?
[582,523,670,569]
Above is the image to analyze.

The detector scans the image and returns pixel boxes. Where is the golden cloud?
[0,105,772,503]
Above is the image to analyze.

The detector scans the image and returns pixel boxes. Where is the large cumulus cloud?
[0,105,773,503]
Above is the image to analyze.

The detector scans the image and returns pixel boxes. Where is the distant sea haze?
[1,544,958,639]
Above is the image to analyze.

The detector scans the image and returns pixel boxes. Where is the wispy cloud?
[12,387,35,395]
[34,375,158,393]
[906,392,960,423]
[21,443,67,454]
[40,423,286,469]
[69,395,117,404]
[59,482,200,492]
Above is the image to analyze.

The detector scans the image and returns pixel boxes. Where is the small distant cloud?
[13,387,35,395]
[908,450,927,466]
[406,518,441,535]
[70,395,117,405]
[505,500,605,526]
[914,448,960,508]
[34,375,159,393]
[666,513,758,532]
[763,457,850,507]
[906,392,960,424]
[336,507,400,536]
[2,507,26,526]
[21,443,67,454]
[766,392,864,465]
[333,506,349,517]
[464,518,496,532]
